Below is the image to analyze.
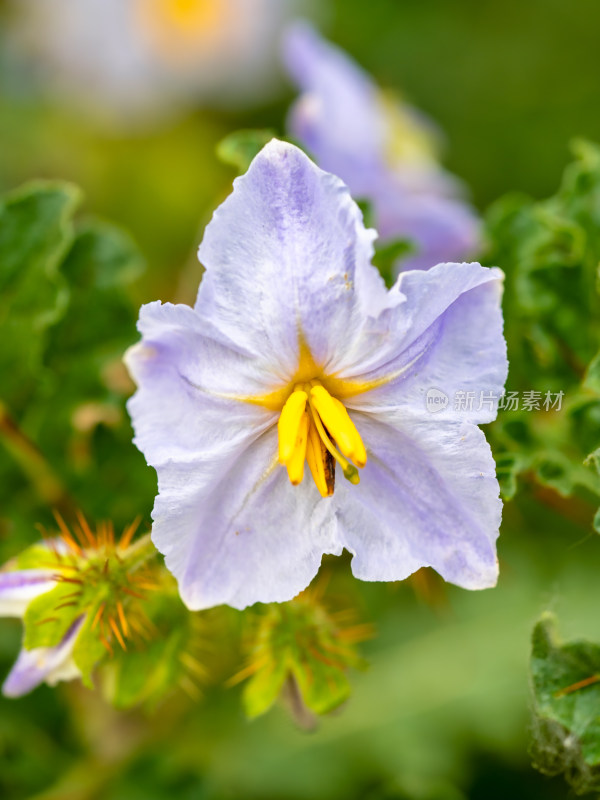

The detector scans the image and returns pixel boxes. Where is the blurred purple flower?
[283,23,481,272]
[126,141,507,611]
[0,566,82,697]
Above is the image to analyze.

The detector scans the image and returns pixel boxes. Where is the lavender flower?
[126,140,507,611]
[0,567,82,697]
[283,23,481,272]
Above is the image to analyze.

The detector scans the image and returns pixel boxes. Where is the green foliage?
[371,237,415,287]
[0,182,155,554]
[486,140,600,385]
[216,129,278,174]
[0,182,79,410]
[485,142,600,518]
[530,614,600,794]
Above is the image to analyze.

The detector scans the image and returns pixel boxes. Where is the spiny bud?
[229,576,373,723]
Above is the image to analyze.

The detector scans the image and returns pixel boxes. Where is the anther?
[286,412,309,485]
[310,385,367,468]
[278,389,308,464]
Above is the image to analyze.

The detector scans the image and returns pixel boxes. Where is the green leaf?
[372,238,415,288]
[61,219,144,290]
[532,451,578,496]
[216,129,277,174]
[495,452,528,500]
[0,182,80,409]
[530,614,600,793]
[485,140,600,385]
[485,144,600,513]
[356,199,375,230]
[584,350,600,394]
[0,181,80,300]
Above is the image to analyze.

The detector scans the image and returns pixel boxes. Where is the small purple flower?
[126,140,507,611]
[0,560,82,697]
[283,22,481,272]
[2,617,83,698]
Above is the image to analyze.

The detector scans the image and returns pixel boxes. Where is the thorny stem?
[0,400,75,515]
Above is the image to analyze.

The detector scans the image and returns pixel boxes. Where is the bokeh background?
[0,1,599,798]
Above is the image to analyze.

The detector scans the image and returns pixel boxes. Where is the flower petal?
[375,185,481,272]
[152,426,342,610]
[196,139,390,375]
[335,262,507,425]
[126,300,278,468]
[283,23,481,271]
[283,21,385,196]
[2,617,83,698]
[0,571,57,618]
[335,414,501,589]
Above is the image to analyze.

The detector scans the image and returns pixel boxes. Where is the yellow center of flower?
[379,90,438,168]
[277,381,367,497]
[134,0,229,64]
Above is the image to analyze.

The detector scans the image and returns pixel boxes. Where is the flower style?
[0,557,83,697]
[283,23,481,272]
[126,140,507,611]
[11,0,301,124]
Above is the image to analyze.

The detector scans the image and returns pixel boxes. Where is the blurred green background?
[0,0,599,798]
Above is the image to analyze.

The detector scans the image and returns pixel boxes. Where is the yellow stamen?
[310,385,367,468]
[278,389,308,464]
[306,421,332,498]
[330,397,367,468]
[286,412,309,486]
[307,394,360,485]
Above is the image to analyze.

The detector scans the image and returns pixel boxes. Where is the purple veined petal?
[334,414,501,589]
[283,21,386,196]
[335,262,507,426]
[2,617,84,698]
[125,300,279,469]
[196,140,394,373]
[0,570,57,618]
[152,426,342,610]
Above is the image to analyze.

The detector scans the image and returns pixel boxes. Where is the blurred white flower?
[9,0,303,124]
